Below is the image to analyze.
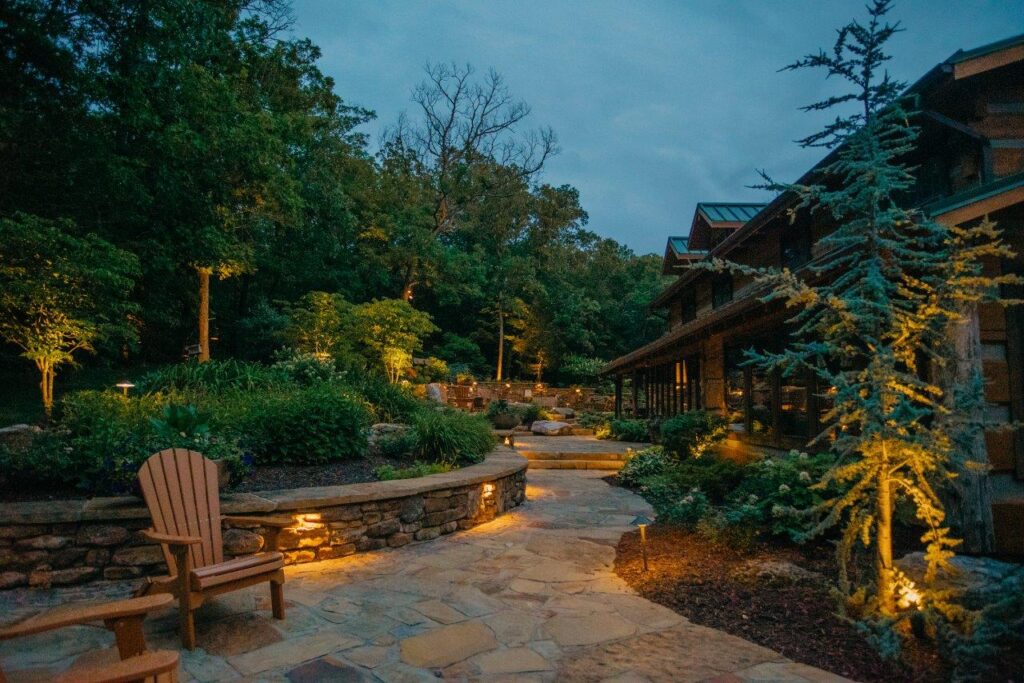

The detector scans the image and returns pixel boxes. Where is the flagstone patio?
[0,471,848,682]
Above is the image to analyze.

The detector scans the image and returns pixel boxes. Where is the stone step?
[519,451,628,462]
[526,459,624,470]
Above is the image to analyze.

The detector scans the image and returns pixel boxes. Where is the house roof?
[647,33,1024,312]
[662,235,706,274]
[925,171,1024,223]
[696,203,766,224]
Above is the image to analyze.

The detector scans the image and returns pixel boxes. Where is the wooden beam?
[934,186,1024,226]
[953,44,1024,80]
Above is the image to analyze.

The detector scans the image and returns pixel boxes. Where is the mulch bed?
[230,454,416,492]
[0,455,424,502]
[613,524,945,682]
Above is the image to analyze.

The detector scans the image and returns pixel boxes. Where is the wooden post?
[197,266,212,363]
[614,375,623,419]
[631,371,639,417]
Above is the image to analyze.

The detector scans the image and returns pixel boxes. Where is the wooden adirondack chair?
[0,594,178,683]
[136,449,294,649]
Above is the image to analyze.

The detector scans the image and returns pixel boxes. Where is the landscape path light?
[116,380,135,397]
[631,514,654,572]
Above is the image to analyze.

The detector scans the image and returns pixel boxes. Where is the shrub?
[606,419,650,442]
[416,357,450,384]
[347,374,422,423]
[413,409,495,465]
[486,400,521,428]
[618,446,670,487]
[577,411,611,429]
[723,450,836,540]
[375,461,454,481]
[222,384,372,465]
[375,429,418,459]
[518,403,543,425]
[660,410,729,460]
[7,391,247,496]
[271,349,347,386]
[640,475,710,525]
[655,455,746,504]
[138,359,284,394]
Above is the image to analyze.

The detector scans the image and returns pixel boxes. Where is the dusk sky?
[290,1,1023,255]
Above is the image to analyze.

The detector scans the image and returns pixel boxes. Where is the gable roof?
[662,235,705,274]
[696,203,766,224]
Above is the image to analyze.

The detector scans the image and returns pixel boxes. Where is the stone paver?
[0,470,850,682]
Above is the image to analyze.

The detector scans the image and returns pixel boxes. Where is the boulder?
[550,407,575,419]
[530,421,574,436]
[0,424,42,452]
[426,383,448,403]
[897,552,1024,609]
[735,559,824,586]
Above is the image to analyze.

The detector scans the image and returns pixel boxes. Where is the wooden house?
[602,34,1024,555]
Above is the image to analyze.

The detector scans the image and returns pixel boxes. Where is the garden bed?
[0,453,431,503]
[613,524,943,682]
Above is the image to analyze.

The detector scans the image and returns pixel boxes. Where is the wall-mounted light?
[503,434,515,447]
[483,483,495,498]
[116,380,135,397]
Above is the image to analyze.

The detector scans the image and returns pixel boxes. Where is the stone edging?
[0,449,528,590]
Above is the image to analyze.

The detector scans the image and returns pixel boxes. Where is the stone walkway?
[0,471,847,682]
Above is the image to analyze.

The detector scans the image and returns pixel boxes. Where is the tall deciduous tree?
[388,63,556,302]
[354,299,438,383]
[0,215,139,416]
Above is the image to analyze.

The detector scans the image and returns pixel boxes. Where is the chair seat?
[190,552,284,591]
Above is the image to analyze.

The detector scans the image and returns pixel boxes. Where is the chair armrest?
[54,649,179,683]
[0,595,174,641]
[141,529,202,545]
[223,515,295,528]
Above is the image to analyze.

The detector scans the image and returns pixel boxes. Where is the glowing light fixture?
[483,483,495,497]
[116,380,135,397]
[632,515,653,572]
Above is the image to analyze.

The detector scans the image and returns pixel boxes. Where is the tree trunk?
[876,455,896,616]
[37,359,54,420]
[197,266,212,363]
[496,308,505,381]
[943,303,995,553]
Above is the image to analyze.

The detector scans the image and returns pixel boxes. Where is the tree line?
[0,0,666,410]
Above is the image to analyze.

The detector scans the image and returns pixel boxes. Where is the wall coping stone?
[0,448,527,524]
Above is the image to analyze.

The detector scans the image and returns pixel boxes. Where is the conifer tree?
[705,0,1019,617]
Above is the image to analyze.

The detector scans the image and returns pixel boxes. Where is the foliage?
[558,354,606,385]
[222,384,371,465]
[416,357,450,384]
[375,460,454,481]
[281,292,358,364]
[412,409,495,465]
[518,403,544,425]
[0,214,140,415]
[577,411,612,429]
[345,374,423,423]
[618,446,671,487]
[139,359,284,394]
[149,404,212,440]
[604,419,650,443]
[698,0,1019,616]
[723,451,837,541]
[354,299,438,383]
[659,411,729,460]
[7,390,246,495]
[640,475,711,525]
[271,349,348,386]
[485,399,522,427]
[374,429,419,459]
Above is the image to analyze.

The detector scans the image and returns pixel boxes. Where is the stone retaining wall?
[0,450,527,591]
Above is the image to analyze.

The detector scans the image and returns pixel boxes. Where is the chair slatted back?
[139,449,223,571]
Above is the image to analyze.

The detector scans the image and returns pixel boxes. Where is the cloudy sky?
[290,1,1023,255]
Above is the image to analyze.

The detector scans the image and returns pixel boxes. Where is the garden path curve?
[0,470,849,682]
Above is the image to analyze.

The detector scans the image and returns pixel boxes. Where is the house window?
[681,291,697,323]
[781,224,812,270]
[779,370,809,438]
[712,274,733,309]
